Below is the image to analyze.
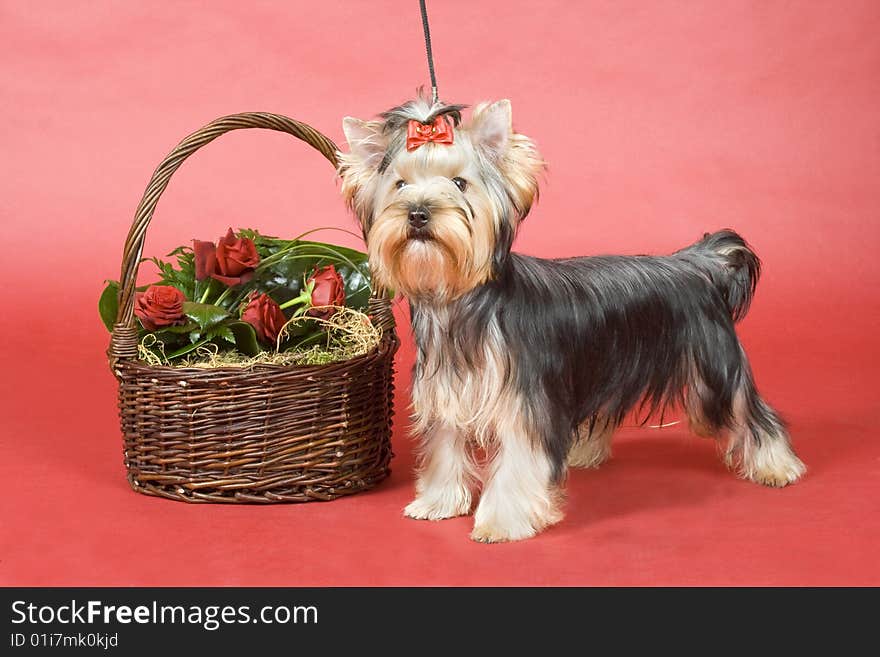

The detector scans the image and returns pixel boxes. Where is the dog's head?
[338,98,543,303]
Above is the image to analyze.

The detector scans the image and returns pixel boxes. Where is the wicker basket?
[107,112,398,503]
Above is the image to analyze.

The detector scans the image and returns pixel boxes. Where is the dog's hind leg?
[568,417,616,468]
[725,362,805,487]
[687,342,805,487]
[686,372,722,439]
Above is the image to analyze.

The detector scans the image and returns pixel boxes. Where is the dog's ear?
[341,117,386,169]
[338,117,387,234]
[470,100,544,219]
[469,99,512,159]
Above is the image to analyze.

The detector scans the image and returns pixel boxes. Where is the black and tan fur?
[339,97,805,542]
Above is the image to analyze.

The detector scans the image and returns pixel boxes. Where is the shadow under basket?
[108,112,398,503]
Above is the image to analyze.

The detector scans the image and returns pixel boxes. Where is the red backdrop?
[1,1,878,585]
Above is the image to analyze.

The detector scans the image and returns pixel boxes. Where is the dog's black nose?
[407,207,430,229]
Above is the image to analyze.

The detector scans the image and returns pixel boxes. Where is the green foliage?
[98,281,119,331]
[176,302,231,344]
[165,338,210,360]
[208,324,235,344]
[250,239,371,310]
[148,247,196,300]
[182,302,229,329]
[155,321,198,334]
[98,280,152,332]
[227,321,261,356]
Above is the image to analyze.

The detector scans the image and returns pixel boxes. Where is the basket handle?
[109,112,393,363]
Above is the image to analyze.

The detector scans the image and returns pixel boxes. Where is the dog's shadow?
[561,432,733,529]
[382,419,843,536]
[561,417,846,533]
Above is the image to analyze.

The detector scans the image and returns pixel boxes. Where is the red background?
[1,1,878,585]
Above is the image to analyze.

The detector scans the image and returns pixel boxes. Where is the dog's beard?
[395,240,460,301]
[368,205,495,302]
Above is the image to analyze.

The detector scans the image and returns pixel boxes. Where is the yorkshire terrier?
[338,97,805,542]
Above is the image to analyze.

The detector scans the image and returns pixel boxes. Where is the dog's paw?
[404,491,471,521]
[729,439,806,488]
[469,522,537,544]
[470,489,563,542]
[746,458,806,488]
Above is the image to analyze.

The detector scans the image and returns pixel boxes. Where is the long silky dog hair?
[339,97,804,542]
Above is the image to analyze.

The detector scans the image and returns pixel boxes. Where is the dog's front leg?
[471,412,564,543]
[404,424,476,521]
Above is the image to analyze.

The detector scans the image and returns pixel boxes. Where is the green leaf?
[182,302,229,330]
[147,250,196,300]
[237,228,266,242]
[153,321,198,335]
[288,328,329,351]
[280,316,318,339]
[148,328,190,350]
[166,337,210,359]
[207,324,235,344]
[98,280,119,332]
[227,321,262,356]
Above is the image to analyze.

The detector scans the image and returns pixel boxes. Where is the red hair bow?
[406,116,454,151]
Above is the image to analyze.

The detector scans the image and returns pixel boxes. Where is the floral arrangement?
[100,228,380,366]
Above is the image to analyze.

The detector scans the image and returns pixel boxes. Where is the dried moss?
[137,306,381,368]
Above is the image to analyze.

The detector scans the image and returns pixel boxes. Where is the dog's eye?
[452,177,468,192]
[395,180,407,190]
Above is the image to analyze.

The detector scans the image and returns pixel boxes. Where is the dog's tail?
[676,229,761,322]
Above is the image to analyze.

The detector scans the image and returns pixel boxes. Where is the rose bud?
[241,293,288,344]
[307,265,346,319]
[134,285,187,331]
[193,239,218,281]
[212,228,260,286]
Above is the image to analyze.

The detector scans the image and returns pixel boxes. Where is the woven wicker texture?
[109,113,397,503]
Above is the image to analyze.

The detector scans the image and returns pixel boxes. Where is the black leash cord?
[419,0,439,104]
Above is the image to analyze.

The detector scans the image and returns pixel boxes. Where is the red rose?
[134,285,186,331]
[307,265,346,319]
[193,239,217,281]
[241,293,288,343]
[193,228,260,286]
